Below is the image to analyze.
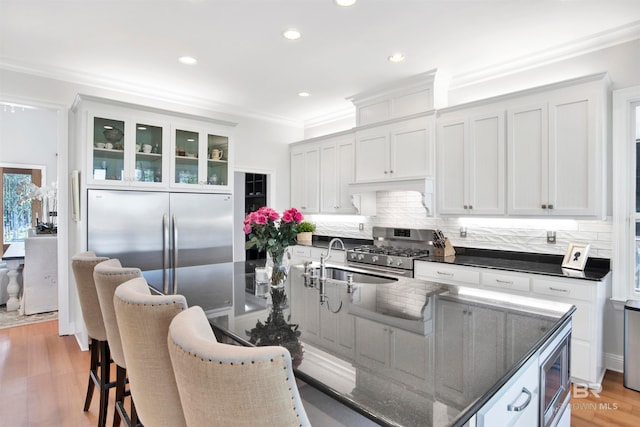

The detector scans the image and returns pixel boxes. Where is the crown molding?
[0,59,304,128]
[450,20,640,90]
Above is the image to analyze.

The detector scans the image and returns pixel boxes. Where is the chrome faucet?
[319,238,346,305]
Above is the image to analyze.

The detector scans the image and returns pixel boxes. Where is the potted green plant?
[296,221,315,245]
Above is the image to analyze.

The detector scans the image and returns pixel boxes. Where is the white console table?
[2,242,25,312]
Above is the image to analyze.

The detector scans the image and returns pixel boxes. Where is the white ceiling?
[1,0,639,126]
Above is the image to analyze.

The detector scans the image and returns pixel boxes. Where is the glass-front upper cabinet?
[91,116,127,182]
[134,123,165,184]
[171,125,231,190]
[88,112,168,187]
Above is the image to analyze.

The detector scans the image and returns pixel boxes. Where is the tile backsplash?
[307,191,612,259]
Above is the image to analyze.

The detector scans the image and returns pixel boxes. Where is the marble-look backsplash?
[307,191,612,259]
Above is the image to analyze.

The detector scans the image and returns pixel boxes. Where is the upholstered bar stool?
[71,251,112,427]
[93,259,142,427]
[113,277,188,427]
[168,306,311,427]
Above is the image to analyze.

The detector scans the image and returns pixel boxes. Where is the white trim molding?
[612,85,640,302]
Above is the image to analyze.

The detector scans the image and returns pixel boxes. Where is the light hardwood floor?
[2,320,639,426]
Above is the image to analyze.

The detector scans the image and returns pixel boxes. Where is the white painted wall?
[0,106,58,182]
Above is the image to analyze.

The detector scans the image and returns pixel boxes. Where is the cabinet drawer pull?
[549,287,569,293]
[436,271,453,276]
[507,387,532,412]
[495,279,513,285]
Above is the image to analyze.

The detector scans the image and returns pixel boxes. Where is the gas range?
[346,227,435,277]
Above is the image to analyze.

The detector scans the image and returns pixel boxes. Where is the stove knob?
[372,255,379,263]
[387,257,394,266]
[396,259,403,266]
[349,252,357,260]
[357,254,365,261]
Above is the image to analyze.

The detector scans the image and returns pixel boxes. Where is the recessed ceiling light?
[283,29,301,40]
[137,126,147,130]
[335,0,357,6]
[388,53,405,63]
[298,92,310,97]
[178,56,198,65]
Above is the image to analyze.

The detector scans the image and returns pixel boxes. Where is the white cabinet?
[355,316,433,391]
[507,76,606,217]
[476,355,539,427]
[290,144,320,213]
[435,299,505,407]
[320,133,356,214]
[171,124,232,190]
[437,110,505,216]
[355,115,434,183]
[415,258,610,388]
[88,112,170,187]
[81,99,234,192]
[531,275,607,385]
[319,282,355,358]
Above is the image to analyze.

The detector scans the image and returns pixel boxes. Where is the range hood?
[348,177,435,216]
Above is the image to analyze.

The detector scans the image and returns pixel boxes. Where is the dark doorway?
[245,173,267,260]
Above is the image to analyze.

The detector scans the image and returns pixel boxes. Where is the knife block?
[434,238,456,258]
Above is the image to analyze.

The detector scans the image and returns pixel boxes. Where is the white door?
[469,111,505,215]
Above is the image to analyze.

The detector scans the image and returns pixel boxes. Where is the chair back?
[93,259,142,368]
[114,277,188,427]
[168,306,311,427]
[71,251,109,341]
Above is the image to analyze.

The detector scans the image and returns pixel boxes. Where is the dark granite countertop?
[420,247,611,281]
[206,261,575,427]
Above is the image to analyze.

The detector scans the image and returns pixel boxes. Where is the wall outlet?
[359,223,364,231]
[547,231,556,244]
[460,227,467,238]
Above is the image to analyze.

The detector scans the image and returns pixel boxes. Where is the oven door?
[540,324,571,427]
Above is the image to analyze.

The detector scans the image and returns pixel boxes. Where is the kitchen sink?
[323,267,398,285]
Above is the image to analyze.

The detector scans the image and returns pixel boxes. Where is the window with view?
[1,167,42,245]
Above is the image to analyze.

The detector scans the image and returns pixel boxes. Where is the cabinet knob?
[390,170,394,174]
[548,204,554,210]
[463,205,468,209]
[384,171,388,174]
[541,204,547,209]
[469,205,473,210]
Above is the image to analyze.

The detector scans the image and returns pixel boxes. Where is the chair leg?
[113,365,126,427]
[83,338,99,412]
[98,340,111,427]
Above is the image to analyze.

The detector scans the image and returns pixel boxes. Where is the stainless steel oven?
[540,321,571,427]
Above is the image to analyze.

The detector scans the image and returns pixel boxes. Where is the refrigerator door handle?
[172,214,179,294]
[162,214,170,295]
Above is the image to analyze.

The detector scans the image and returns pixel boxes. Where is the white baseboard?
[605,352,624,373]
[74,330,89,351]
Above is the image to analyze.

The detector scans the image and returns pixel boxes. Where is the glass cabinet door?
[92,117,126,181]
[135,123,164,183]
[174,129,200,185]
[206,133,229,186]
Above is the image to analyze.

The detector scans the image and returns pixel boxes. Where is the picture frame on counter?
[562,242,591,270]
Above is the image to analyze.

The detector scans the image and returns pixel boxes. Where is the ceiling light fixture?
[387,53,405,63]
[178,56,198,65]
[283,29,302,40]
[335,0,357,6]
[298,92,310,97]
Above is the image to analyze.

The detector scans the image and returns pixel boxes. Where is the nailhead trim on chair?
[169,343,306,423]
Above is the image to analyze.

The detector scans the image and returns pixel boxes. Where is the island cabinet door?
[436,300,506,407]
[355,317,390,370]
[476,355,539,427]
[319,282,356,358]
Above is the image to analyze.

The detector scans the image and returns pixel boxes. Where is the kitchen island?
[202,260,574,427]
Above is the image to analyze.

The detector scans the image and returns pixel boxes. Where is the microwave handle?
[507,387,532,412]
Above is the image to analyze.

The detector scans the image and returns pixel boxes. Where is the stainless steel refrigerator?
[87,189,233,312]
